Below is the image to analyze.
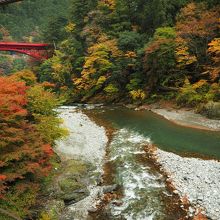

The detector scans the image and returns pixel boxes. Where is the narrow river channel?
[58,106,220,220]
[87,106,220,219]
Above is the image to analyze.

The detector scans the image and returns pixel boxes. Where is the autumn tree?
[72,35,124,101]
[10,69,37,86]
[207,38,220,82]
[143,27,177,92]
[27,85,68,144]
[176,3,220,74]
[0,77,54,217]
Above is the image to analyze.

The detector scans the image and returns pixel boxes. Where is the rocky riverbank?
[153,148,220,220]
[42,105,219,220]
[42,106,110,220]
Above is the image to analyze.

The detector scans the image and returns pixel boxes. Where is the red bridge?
[0,42,53,60]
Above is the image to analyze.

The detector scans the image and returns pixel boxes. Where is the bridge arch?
[0,42,53,60]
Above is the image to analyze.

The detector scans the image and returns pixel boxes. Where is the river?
[56,105,220,220]
[93,107,220,159]
[87,106,220,219]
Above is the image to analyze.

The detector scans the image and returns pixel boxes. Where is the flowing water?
[76,105,220,219]
[105,129,176,220]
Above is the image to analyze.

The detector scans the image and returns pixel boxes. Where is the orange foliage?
[41,81,56,89]
[0,77,53,198]
[208,38,220,81]
[176,3,219,39]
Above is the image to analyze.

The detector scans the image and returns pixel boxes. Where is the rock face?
[156,149,220,220]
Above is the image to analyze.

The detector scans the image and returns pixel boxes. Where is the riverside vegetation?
[1,0,219,116]
[0,0,219,219]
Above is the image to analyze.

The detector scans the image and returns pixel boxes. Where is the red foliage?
[0,77,53,198]
[0,175,6,181]
[42,144,54,157]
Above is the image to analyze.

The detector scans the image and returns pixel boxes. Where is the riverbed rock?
[155,149,220,220]
[152,107,220,130]
[102,184,118,194]
[62,188,90,205]
[125,104,137,109]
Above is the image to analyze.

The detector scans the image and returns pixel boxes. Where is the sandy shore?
[150,108,220,131]
[155,148,220,219]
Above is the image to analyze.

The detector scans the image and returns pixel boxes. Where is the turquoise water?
[97,107,220,159]
[85,106,220,219]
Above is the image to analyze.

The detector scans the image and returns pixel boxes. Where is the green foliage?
[69,0,98,29]
[118,31,143,51]
[0,56,27,75]
[154,27,176,40]
[176,79,219,106]
[10,69,37,86]
[143,27,177,90]
[39,51,72,88]
[0,0,71,41]
[33,115,68,144]
[43,17,68,44]
[27,85,61,116]
[27,85,67,144]
[104,84,119,94]
[126,78,143,91]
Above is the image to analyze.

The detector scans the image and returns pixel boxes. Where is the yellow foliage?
[65,22,76,33]
[208,38,220,81]
[73,35,123,93]
[192,80,208,90]
[96,76,107,85]
[99,0,116,10]
[125,51,137,58]
[175,37,197,67]
[39,212,51,220]
[9,69,37,86]
[104,83,119,94]
[52,63,63,72]
[129,89,146,101]
[208,38,220,55]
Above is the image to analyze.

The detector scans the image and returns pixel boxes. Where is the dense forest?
[0,0,220,219]
[1,0,220,108]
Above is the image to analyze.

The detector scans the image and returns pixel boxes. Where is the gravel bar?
[156,149,220,219]
[151,108,220,131]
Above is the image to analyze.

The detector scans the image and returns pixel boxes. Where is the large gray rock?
[202,102,220,119]
[62,188,90,205]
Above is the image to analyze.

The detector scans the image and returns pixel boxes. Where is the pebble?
[156,149,220,220]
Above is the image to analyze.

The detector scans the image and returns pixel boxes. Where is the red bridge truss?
[0,42,53,60]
